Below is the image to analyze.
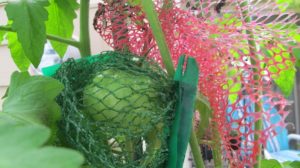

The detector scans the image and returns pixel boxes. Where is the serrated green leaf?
[2,72,64,141]
[5,0,49,67]
[2,71,30,99]
[46,0,79,57]
[6,32,31,71]
[0,121,84,168]
[6,71,30,95]
[261,159,283,168]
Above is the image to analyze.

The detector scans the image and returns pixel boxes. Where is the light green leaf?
[46,0,79,57]
[1,71,30,99]
[14,147,84,168]
[0,30,6,44]
[282,161,293,168]
[261,159,283,168]
[0,123,50,157]
[277,0,300,13]
[0,121,84,168]
[2,72,64,140]
[289,161,300,168]
[274,67,296,97]
[226,68,242,103]
[7,32,31,71]
[263,46,296,97]
[6,71,30,95]
[5,0,49,67]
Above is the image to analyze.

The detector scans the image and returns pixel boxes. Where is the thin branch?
[79,0,91,57]
[0,25,80,47]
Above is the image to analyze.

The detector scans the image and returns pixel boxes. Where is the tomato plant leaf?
[263,46,296,97]
[5,0,49,67]
[46,0,79,57]
[273,67,296,97]
[277,0,300,13]
[261,159,283,168]
[0,122,50,156]
[6,32,31,71]
[289,161,300,168]
[6,71,30,95]
[0,118,84,168]
[2,72,64,141]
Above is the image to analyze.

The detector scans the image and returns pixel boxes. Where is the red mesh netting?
[93,0,300,167]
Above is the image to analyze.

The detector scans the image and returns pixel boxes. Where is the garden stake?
[141,1,205,167]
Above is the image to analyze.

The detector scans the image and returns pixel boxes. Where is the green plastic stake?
[168,56,199,168]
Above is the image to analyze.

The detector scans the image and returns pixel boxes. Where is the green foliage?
[274,68,296,97]
[46,0,79,57]
[0,73,84,168]
[196,94,212,139]
[293,48,300,68]
[289,161,300,168]
[5,0,49,67]
[0,30,6,44]
[262,45,296,97]
[2,72,64,141]
[261,159,282,168]
[0,117,84,168]
[277,0,300,13]
[261,159,300,168]
[141,0,175,76]
[228,68,242,103]
[7,32,31,71]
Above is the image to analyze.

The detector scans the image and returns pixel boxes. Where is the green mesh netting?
[53,51,176,168]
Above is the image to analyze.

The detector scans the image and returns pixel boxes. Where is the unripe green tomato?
[83,69,157,134]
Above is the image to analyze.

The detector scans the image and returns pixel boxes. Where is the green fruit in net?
[83,68,157,135]
[54,52,175,167]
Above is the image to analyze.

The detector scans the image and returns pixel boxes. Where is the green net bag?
[53,51,176,168]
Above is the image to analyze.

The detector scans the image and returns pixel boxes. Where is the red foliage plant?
[93,0,300,167]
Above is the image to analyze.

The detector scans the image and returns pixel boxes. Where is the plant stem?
[141,1,205,167]
[47,34,80,47]
[190,131,205,168]
[141,0,175,76]
[239,1,263,168]
[0,26,80,47]
[212,126,222,168]
[79,0,91,57]
[198,139,214,145]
